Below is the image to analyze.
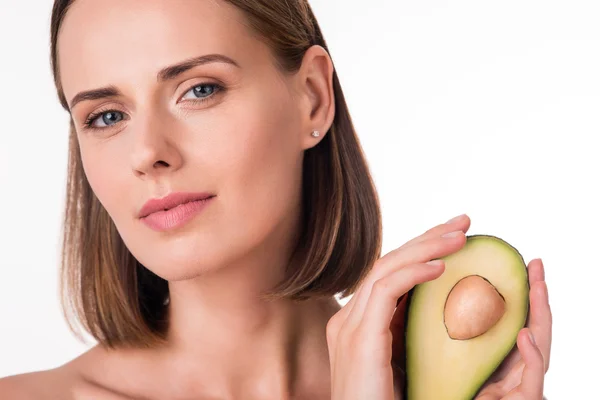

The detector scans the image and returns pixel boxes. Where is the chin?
[125,233,226,282]
[156,251,226,282]
[145,256,215,282]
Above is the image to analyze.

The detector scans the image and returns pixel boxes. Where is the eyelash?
[82,82,225,131]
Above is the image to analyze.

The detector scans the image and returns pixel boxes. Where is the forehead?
[57,0,262,104]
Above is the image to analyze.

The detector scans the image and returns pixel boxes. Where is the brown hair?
[50,0,382,348]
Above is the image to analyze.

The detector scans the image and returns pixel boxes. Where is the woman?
[1,0,552,398]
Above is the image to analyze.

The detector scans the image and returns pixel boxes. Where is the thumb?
[516,328,545,398]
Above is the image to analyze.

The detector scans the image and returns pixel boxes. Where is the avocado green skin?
[402,234,530,400]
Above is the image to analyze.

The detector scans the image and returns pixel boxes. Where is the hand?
[326,214,471,400]
[474,258,552,399]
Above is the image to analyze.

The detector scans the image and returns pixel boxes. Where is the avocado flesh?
[405,235,529,400]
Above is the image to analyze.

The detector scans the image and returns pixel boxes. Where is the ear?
[296,45,336,150]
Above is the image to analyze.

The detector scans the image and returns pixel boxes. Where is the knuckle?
[372,254,392,273]
[326,313,342,337]
[407,223,444,245]
[401,268,424,287]
[423,236,453,253]
[424,224,444,236]
[371,278,392,297]
[325,321,336,341]
[370,260,385,276]
[421,221,456,240]
[328,310,341,326]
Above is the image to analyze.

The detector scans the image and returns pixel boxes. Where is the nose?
[130,108,183,179]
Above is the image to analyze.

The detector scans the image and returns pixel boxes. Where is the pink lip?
[140,196,214,232]
[138,192,215,218]
[138,192,216,232]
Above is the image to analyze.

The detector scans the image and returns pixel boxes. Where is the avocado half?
[405,235,530,400]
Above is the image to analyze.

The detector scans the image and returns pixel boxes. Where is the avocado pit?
[444,275,506,340]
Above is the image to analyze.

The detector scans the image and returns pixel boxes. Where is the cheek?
[79,141,131,223]
[73,82,304,279]
[215,90,303,243]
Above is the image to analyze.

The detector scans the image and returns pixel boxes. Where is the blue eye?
[181,83,223,101]
[83,109,124,130]
[82,83,224,132]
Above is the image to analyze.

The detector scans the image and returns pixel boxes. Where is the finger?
[527,258,545,286]
[376,230,466,275]
[344,232,465,329]
[360,260,446,336]
[524,258,544,333]
[525,258,551,372]
[514,328,545,398]
[337,229,465,325]
[529,279,552,372]
[338,215,469,321]
[398,213,472,250]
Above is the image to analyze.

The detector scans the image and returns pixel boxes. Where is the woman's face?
[57,0,329,280]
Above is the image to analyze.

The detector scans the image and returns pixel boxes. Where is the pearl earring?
[311,130,320,137]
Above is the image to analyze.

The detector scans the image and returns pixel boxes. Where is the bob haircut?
[50,0,382,348]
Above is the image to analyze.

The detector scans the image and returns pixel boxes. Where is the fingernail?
[528,330,536,346]
[442,230,462,238]
[426,259,444,267]
[445,214,466,224]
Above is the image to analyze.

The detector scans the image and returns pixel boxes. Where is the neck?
[162,229,340,399]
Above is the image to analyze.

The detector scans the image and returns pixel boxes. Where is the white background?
[1,0,599,397]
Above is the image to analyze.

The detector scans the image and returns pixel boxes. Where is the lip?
[140,196,215,232]
[138,192,216,219]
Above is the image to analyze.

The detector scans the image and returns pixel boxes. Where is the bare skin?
[1,215,552,399]
[1,0,339,398]
[2,1,553,399]
[1,297,341,400]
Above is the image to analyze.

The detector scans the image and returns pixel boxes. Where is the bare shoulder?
[0,368,74,400]
[0,346,136,400]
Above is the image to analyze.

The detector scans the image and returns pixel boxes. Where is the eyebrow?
[69,53,240,110]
